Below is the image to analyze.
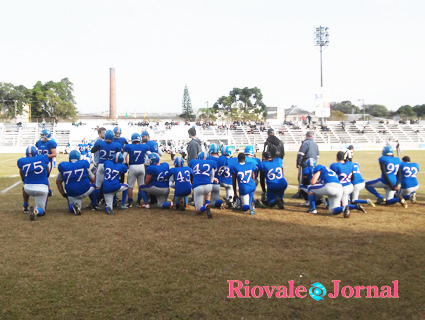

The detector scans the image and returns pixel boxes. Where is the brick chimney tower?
[110,68,117,119]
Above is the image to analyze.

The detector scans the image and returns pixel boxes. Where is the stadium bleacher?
[1,119,424,152]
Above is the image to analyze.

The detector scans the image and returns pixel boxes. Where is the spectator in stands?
[307,114,311,124]
[396,140,401,158]
[294,131,319,198]
[187,127,202,163]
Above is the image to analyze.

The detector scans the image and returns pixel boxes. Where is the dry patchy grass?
[0,151,424,319]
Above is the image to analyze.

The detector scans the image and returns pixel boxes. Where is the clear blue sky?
[1,0,424,115]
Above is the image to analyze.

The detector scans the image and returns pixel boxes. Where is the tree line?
[0,78,77,120]
[331,101,425,119]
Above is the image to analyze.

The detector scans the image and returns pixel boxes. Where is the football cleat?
[232,197,241,210]
[29,206,37,221]
[105,207,115,215]
[125,203,133,208]
[367,199,376,207]
[376,198,386,205]
[179,199,186,211]
[300,201,310,207]
[356,203,366,213]
[307,209,317,214]
[410,193,416,204]
[255,199,266,208]
[275,198,284,210]
[205,204,212,219]
[73,203,82,215]
[23,206,29,214]
[343,206,350,218]
[399,197,408,209]
[261,192,268,203]
[140,203,150,209]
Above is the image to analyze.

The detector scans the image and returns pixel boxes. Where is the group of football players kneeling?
[17,130,419,221]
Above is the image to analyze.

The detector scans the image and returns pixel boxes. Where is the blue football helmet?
[174,156,184,167]
[382,145,393,156]
[26,146,38,157]
[244,145,254,156]
[69,150,81,162]
[197,152,207,160]
[148,153,160,165]
[131,133,141,142]
[40,129,51,142]
[141,131,149,137]
[104,130,114,141]
[221,146,232,156]
[306,158,316,167]
[209,143,219,154]
[113,126,122,138]
[114,152,125,164]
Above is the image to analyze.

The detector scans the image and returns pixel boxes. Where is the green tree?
[181,84,195,120]
[329,110,347,121]
[197,107,217,121]
[413,104,425,117]
[396,105,416,118]
[331,101,360,114]
[0,83,30,118]
[365,104,388,117]
[213,87,267,119]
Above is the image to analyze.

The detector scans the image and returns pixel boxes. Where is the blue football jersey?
[302,167,315,186]
[113,137,128,150]
[379,156,401,185]
[17,154,49,185]
[207,155,221,184]
[259,158,284,186]
[124,143,150,165]
[219,157,237,185]
[400,162,419,188]
[145,140,159,153]
[167,166,192,197]
[189,159,217,189]
[103,160,128,194]
[330,162,354,187]
[146,163,169,188]
[312,165,340,185]
[229,161,257,195]
[35,139,57,161]
[58,160,91,197]
[352,163,365,185]
[91,140,122,164]
[78,143,88,155]
[246,156,261,174]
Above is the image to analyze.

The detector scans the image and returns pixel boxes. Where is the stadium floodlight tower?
[314,26,330,87]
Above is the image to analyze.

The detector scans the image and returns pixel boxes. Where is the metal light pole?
[314,26,329,87]
[357,99,365,120]
[205,101,209,123]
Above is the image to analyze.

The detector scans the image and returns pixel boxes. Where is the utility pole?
[314,26,330,125]
[205,101,209,123]
[357,99,365,120]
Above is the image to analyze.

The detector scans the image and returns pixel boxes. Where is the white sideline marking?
[1,181,21,194]
[0,157,19,163]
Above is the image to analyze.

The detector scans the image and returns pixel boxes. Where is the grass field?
[0,150,424,319]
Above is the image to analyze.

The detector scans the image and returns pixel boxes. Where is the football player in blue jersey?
[142,131,163,158]
[123,133,150,208]
[365,146,406,207]
[35,129,57,196]
[138,153,172,209]
[90,130,122,209]
[56,150,95,215]
[189,152,218,218]
[300,158,318,206]
[257,151,287,209]
[399,156,420,204]
[17,146,50,221]
[244,146,261,184]
[229,153,257,215]
[78,139,89,159]
[350,162,375,207]
[218,145,236,207]
[207,143,224,209]
[330,151,367,213]
[103,153,129,214]
[307,165,350,218]
[167,156,192,211]
[113,126,128,150]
